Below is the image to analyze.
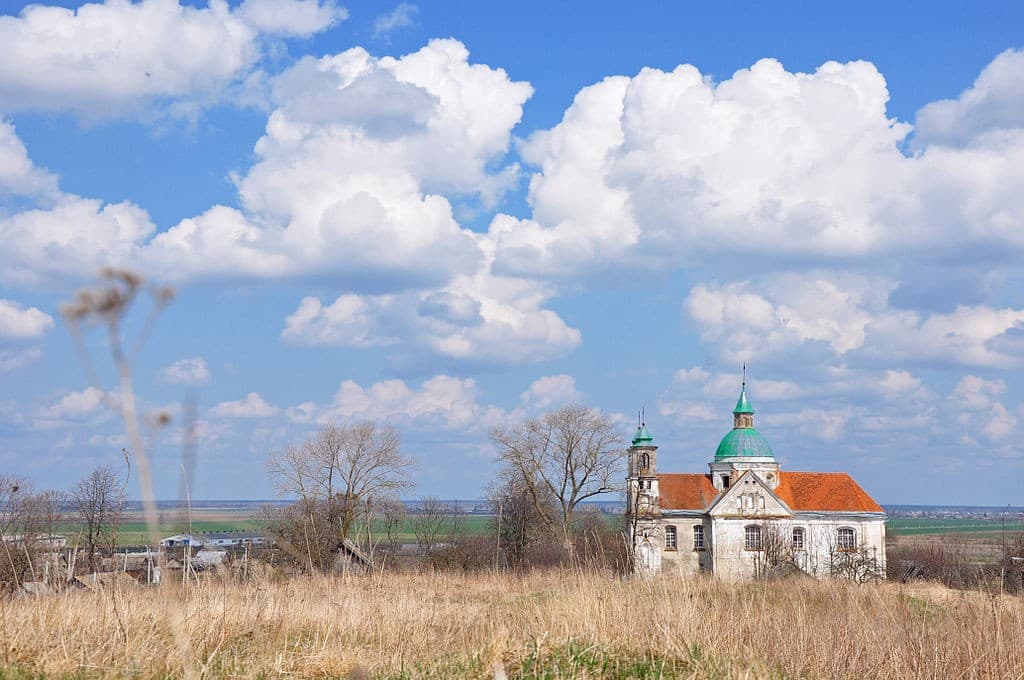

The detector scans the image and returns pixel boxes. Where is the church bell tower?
[626,416,662,573]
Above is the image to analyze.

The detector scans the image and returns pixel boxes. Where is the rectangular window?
[792,527,805,550]
[693,525,705,550]
[837,527,856,551]
[745,525,762,551]
[665,525,677,550]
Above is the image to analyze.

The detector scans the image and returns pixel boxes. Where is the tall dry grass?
[0,570,1021,678]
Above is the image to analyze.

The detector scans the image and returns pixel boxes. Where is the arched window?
[744,525,762,551]
[639,452,650,470]
[837,527,856,551]
[693,525,705,550]
[665,525,677,550]
[792,527,805,550]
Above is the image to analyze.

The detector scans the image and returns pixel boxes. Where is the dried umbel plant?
[60,268,175,546]
[61,268,195,678]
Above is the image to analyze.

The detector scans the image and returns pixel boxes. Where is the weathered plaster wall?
[708,516,886,580]
[657,517,710,576]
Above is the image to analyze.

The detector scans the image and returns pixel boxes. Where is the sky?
[1,0,1023,505]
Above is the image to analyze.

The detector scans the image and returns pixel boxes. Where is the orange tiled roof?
[658,473,718,510]
[774,471,883,512]
[657,470,882,513]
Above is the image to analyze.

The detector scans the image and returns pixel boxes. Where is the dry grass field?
[0,570,1021,679]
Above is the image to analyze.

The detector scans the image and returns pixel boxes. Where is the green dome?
[631,424,653,446]
[714,427,775,460]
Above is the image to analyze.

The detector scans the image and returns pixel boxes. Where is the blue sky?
[1,0,1023,505]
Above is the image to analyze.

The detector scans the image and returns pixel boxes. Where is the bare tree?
[258,498,339,573]
[411,497,450,556]
[491,404,623,557]
[828,537,884,584]
[266,422,414,571]
[0,477,64,589]
[750,522,803,579]
[447,501,466,544]
[70,465,126,573]
[487,473,557,569]
[379,499,408,555]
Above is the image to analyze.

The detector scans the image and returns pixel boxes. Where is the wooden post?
[494,502,502,572]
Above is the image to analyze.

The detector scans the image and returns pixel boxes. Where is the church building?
[627,383,886,580]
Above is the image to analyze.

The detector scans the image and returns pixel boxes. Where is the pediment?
[707,471,792,518]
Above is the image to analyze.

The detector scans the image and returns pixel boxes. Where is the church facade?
[626,384,886,580]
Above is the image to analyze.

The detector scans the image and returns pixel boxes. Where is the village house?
[627,382,886,580]
[160,531,266,549]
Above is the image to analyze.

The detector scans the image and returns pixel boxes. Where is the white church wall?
[629,519,664,575]
[797,516,887,577]
[709,518,762,580]
[707,516,886,580]
[657,518,708,576]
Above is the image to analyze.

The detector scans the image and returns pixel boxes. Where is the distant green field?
[58,513,630,546]
[59,520,269,546]
[886,518,1024,536]
[58,516,498,546]
[60,515,1024,545]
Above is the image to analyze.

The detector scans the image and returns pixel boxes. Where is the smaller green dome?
[714,427,774,460]
[734,385,754,414]
[631,424,653,446]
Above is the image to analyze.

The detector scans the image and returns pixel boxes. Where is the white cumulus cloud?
[0,0,344,120]
[289,375,495,429]
[283,373,541,431]
[519,375,580,410]
[915,48,1024,147]
[0,122,155,287]
[490,52,1024,278]
[280,263,581,365]
[0,348,41,373]
[0,299,54,340]
[684,273,886,361]
[209,392,280,419]
[950,375,1019,444]
[492,59,910,275]
[161,357,211,386]
[46,387,105,419]
[0,121,59,199]
[685,273,1024,368]
[141,39,531,288]
[951,375,1006,411]
[235,0,346,38]
[373,3,417,39]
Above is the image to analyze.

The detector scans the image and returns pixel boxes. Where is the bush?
[887,538,991,589]
[1002,532,1024,594]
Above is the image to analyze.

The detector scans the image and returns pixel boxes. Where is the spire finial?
[733,374,754,416]
[631,413,654,446]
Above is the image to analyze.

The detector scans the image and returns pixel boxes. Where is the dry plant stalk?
[61,268,173,549]
[60,268,196,678]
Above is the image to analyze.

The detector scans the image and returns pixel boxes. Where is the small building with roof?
[627,382,886,580]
